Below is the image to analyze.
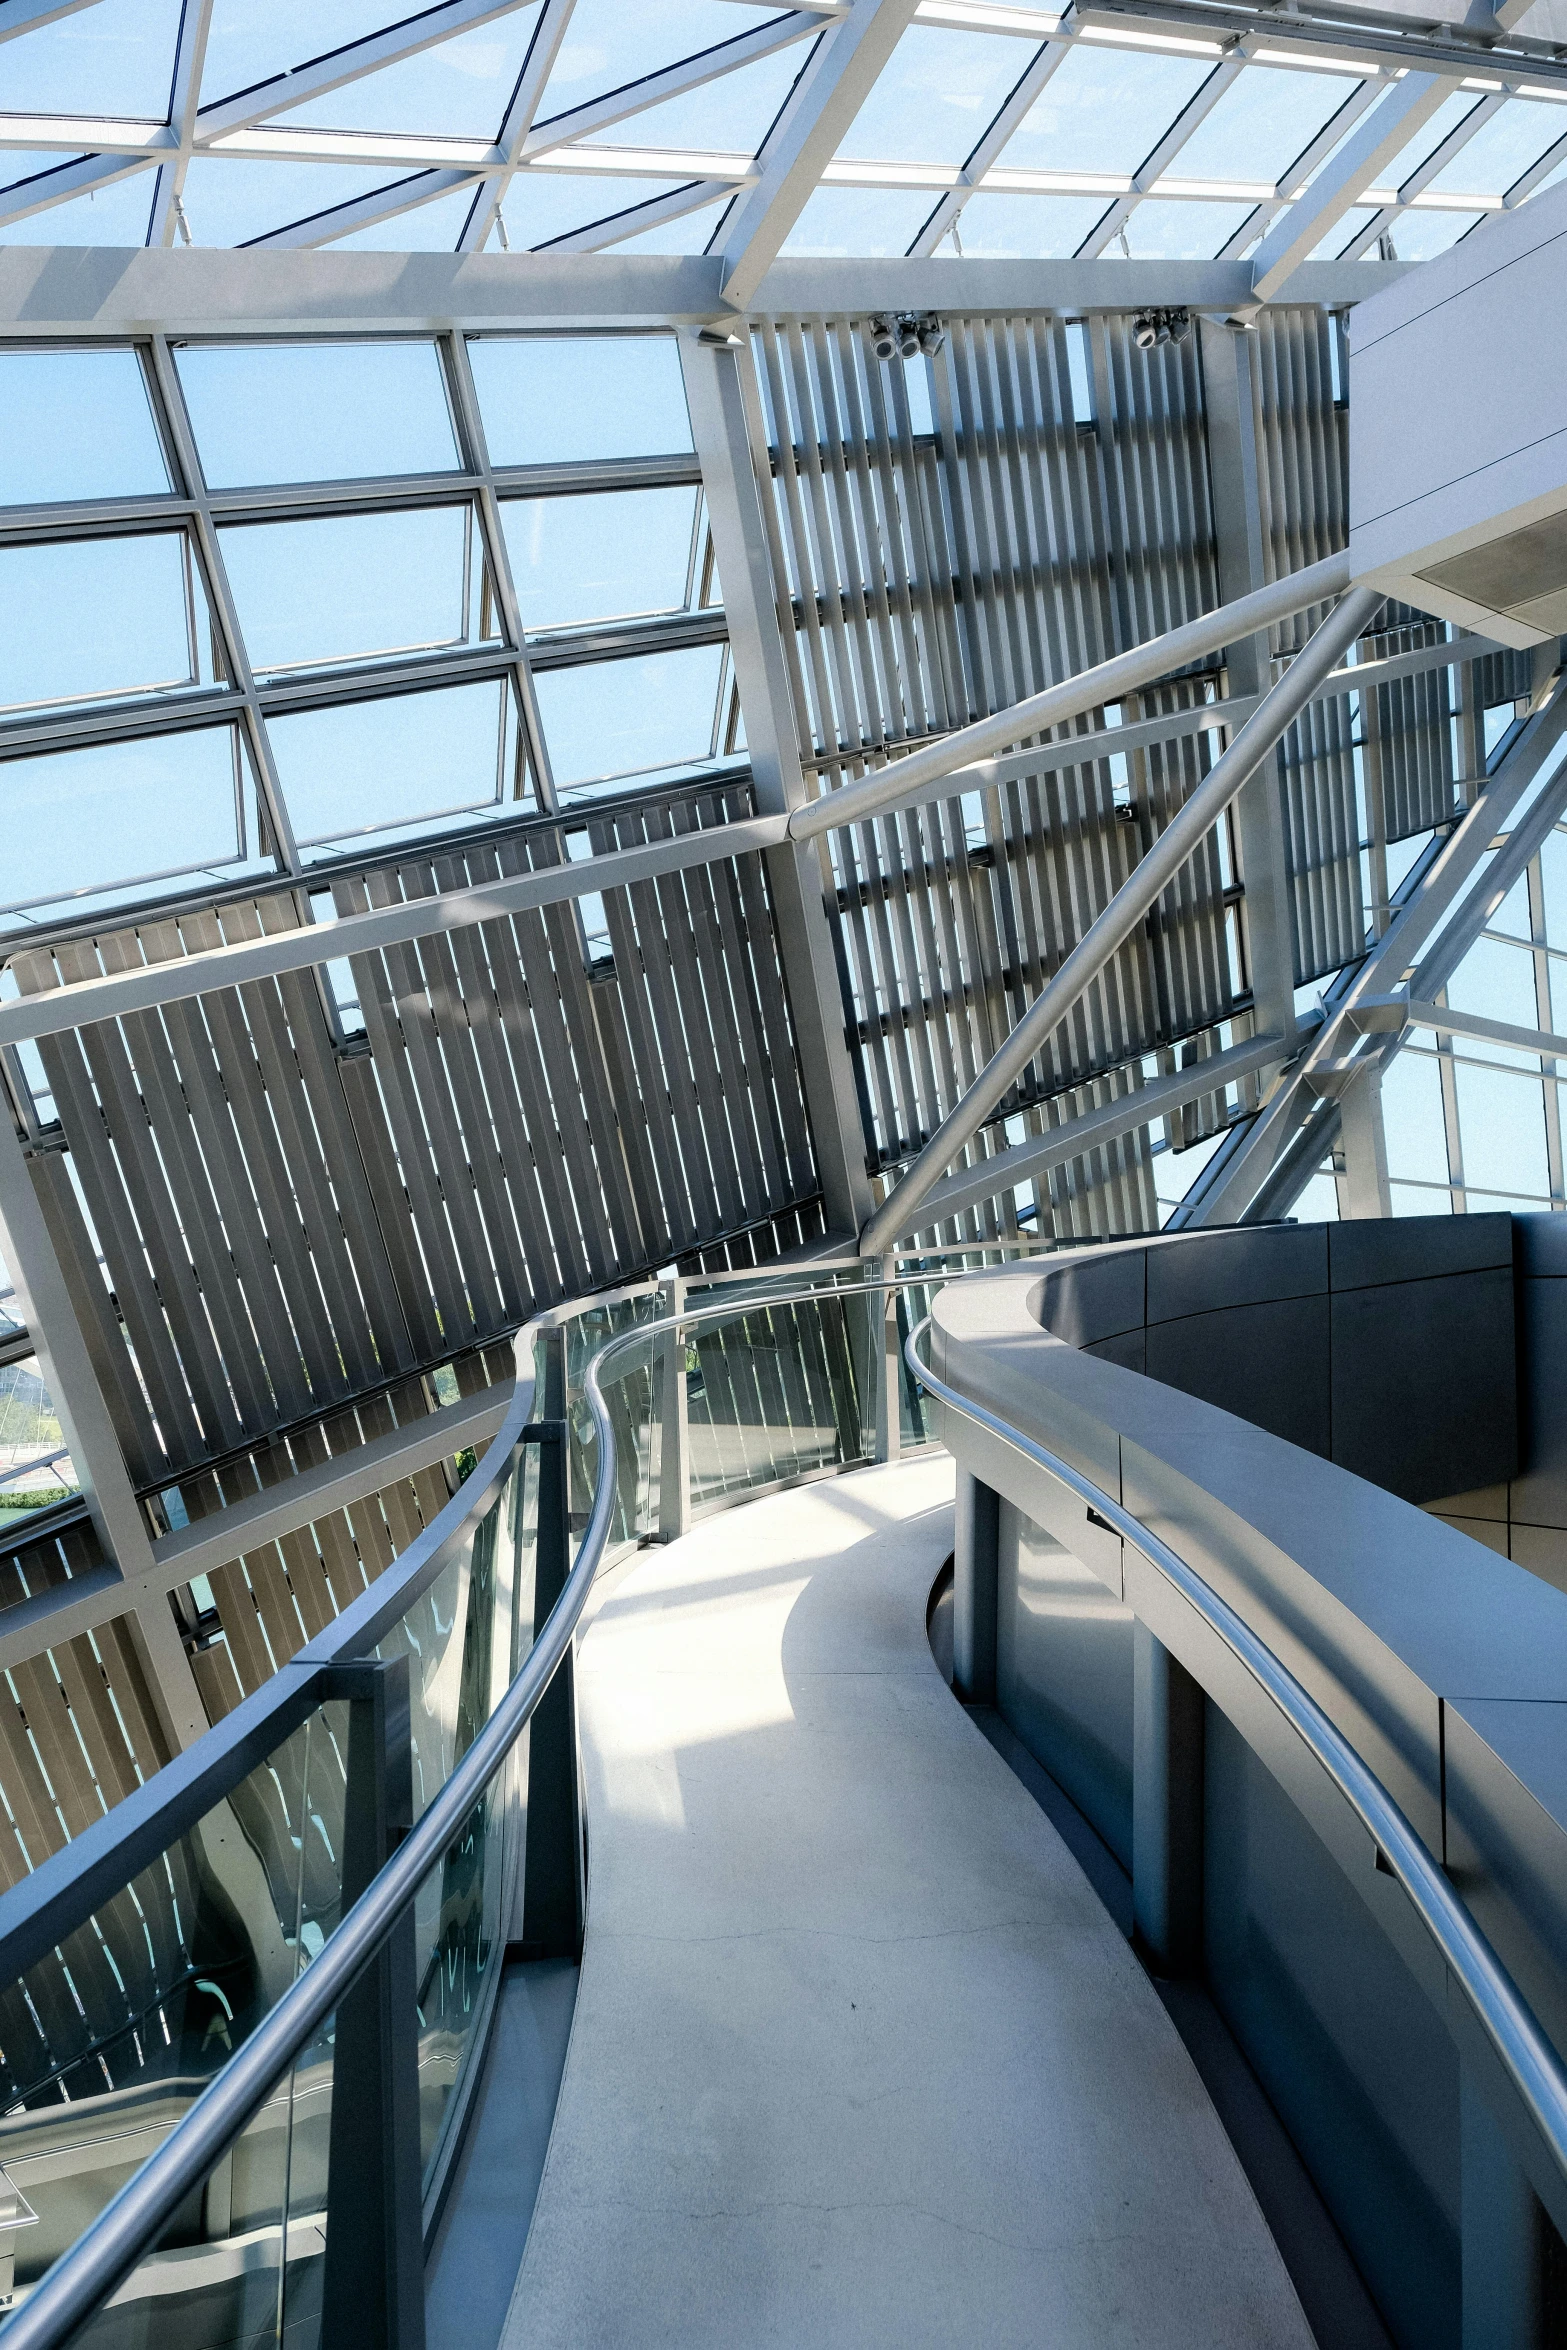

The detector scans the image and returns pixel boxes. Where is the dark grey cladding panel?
[1443,1698,1567,2064]
[1511,1256,1567,1531]
[1083,1329,1146,1374]
[1145,1296,1331,1458]
[1514,1210,1567,1279]
[1328,1211,1513,1293]
[1144,1223,1327,1324]
[1330,1267,1517,1503]
[1037,1248,1146,1349]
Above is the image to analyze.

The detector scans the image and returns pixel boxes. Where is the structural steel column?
[680,333,874,1238]
[952,1468,998,1706]
[1132,1622,1204,1976]
[860,584,1384,1254]
[1198,318,1299,1064]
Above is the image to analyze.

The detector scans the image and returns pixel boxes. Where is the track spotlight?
[917,319,945,357]
[1133,311,1158,352]
[1132,306,1193,352]
[868,311,944,365]
[868,313,897,361]
[897,314,921,359]
[1168,306,1192,343]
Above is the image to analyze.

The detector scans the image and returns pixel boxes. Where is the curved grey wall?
[931,1216,1567,2350]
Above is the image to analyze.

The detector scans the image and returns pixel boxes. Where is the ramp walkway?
[504,1459,1313,2349]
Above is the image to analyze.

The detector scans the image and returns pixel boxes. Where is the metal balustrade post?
[873,1259,900,1466]
[1461,2059,1557,2350]
[657,1276,691,1543]
[320,1656,424,2350]
[1132,1622,1205,1977]
[952,1469,999,1705]
[520,1423,585,1961]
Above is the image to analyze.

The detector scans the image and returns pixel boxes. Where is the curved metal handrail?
[903,1313,1567,2200]
[0,1269,946,2350]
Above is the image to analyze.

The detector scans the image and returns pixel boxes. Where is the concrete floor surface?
[503,1459,1314,2348]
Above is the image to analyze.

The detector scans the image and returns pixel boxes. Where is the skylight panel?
[533,0,790,122]
[997,43,1213,179]
[469,336,693,466]
[506,171,699,248]
[0,727,262,917]
[218,507,498,675]
[178,157,403,246]
[272,11,543,139]
[782,187,941,255]
[533,644,732,795]
[501,487,704,632]
[607,195,732,252]
[945,191,1110,255]
[1373,88,1484,192]
[1118,197,1256,256]
[0,533,223,715]
[1382,209,1483,262]
[0,153,71,190]
[0,0,181,123]
[0,170,154,245]
[199,0,407,110]
[329,185,484,249]
[1167,64,1362,188]
[0,349,169,504]
[1425,99,1567,199]
[267,678,530,854]
[576,41,808,153]
[1313,203,1378,259]
[176,342,461,486]
[834,28,1035,167]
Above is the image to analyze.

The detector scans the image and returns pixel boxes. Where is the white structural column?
[1198,318,1299,1064]
[680,333,874,1235]
[718,0,922,314]
[858,583,1384,1255]
[1246,72,1457,307]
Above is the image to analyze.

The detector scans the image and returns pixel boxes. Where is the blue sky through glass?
[0,349,167,503]
[0,533,213,710]
[177,341,460,485]
[469,335,693,465]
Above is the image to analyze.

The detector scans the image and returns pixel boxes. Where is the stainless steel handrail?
[0,1270,945,2350]
[903,1313,1567,2200]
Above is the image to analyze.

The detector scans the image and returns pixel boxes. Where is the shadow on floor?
[425,1955,578,2350]
[930,1574,1393,2350]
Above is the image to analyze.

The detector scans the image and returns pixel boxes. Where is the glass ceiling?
[1,0,1565,268]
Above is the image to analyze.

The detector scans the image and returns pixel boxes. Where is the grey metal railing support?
[1461,2056,1558,2350]
[657,1276,691,1543]
[859,584,1385,1255]
[788,550,1355,846]
[872,1254,900,1465]
[520,1423,584,1962]
[952,1469,999,1706]
[1132,1623,1205,1978]
[320,1655,424,2350]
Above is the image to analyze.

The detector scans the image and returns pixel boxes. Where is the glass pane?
[0,171,156,251]
[1383,209,1483,263]
[1429,98,1567,197]
[1375,88,1484,191]
[534,0,785,120]
[571,41,806,152]
[945,191,1110,257]
[266,678,528,856]
[1170,65,1363,186]
[1120,197,1258,257]
[175,341,460,488]
[0,0,183,120]
[500,486,701,632]
[468,334,692,466]
[219,505,498,677]
[1454,1060,1550,1194]
[277,9,542,137]
[532,644,730,793]
[0,533,222,714]
[178,156,403,248]
[0,727,258,918]
[998,43,1214,177]
[504,170,696,249]
[0,1354,78,1521]
[1447,933,1540,1029]
[200,0,409,108]
[1382,1047,1451,1188]
[0,349,169,507]
[835,27,1034,165]
[330,184,484,253]
[603,194,730,255]
[781,187,939,257]
[686,1295,863,1510]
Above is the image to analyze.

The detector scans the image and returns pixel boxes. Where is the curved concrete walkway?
[504,1460,1314,2349]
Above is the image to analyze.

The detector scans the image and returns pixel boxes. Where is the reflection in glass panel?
[533,644,734,792]
[176,341,460,487]
[468,334,693,466]
[1119,198,1258,257]
[0,533,223,714]
[267,678,529,855]
[835,27,1036,165]
[0,349,168,507]
[0,1354,78,1522]
[781,187,938,257]
[1170,65,1362,186]
[219,505,499,677]
[944,191,1110,257]
[999,42,1213,178]
[501,486,703,632]
[0,727,261,918]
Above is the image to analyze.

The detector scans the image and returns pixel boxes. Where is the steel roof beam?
[1246,70,1459,306]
